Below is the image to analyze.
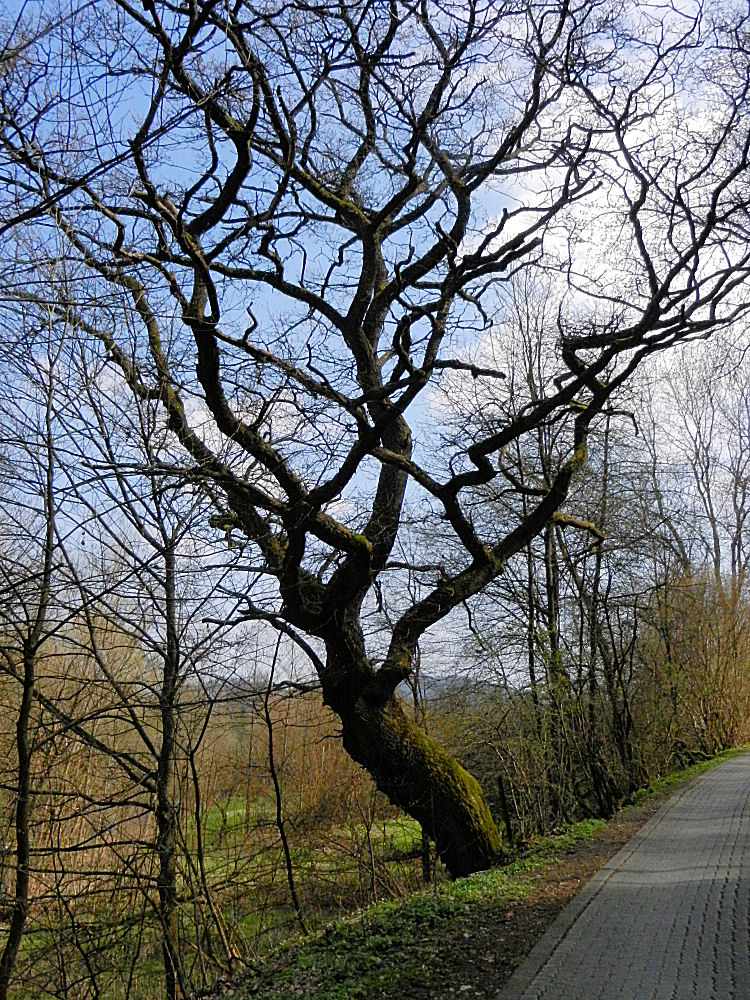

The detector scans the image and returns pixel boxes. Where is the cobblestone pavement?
[497,753,750,1000]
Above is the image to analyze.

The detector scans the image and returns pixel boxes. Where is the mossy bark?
[336,693,504,878]
[318,618,504,878]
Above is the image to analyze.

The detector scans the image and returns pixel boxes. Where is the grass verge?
[218,747,745,1000]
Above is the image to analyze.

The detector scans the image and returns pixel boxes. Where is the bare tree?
[635,340,750,755]
[3,0,750,875]
[0,325,62,1000]
[53,345,253,998]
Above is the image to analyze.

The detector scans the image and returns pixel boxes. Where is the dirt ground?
[376,795,666,999]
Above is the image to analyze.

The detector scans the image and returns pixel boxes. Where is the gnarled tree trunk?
[321,634,503,878]
[339,694,504,877]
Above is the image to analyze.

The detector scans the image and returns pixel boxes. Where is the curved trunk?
[317,613,503,877]
[336,693,504,878]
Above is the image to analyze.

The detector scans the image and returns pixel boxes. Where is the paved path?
[497,753,750,1000]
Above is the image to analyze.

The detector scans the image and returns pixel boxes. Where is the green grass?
[626,744,746,807]
[191,794,275,846]
[181,810,428,952]
[230,893,458,1000]
[371,816,423,855]
[223,748,747,1000]
[223,815,613,1000]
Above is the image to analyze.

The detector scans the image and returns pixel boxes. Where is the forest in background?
[2,321,749,999]
[2,0,750,996]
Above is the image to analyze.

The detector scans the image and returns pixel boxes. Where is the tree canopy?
[2,0,750,876]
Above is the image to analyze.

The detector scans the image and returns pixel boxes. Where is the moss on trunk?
[338,694,504,878]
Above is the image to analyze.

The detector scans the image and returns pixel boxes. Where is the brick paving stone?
[496,754,750,1000]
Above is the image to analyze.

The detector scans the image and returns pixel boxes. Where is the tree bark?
[156,542,184,1000]
[0,645,34,1000]
[334,692,503,878]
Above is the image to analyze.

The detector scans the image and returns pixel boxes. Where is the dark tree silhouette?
[2,0,750,875]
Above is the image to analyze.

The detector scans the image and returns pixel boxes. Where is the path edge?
[493,771,710,999]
